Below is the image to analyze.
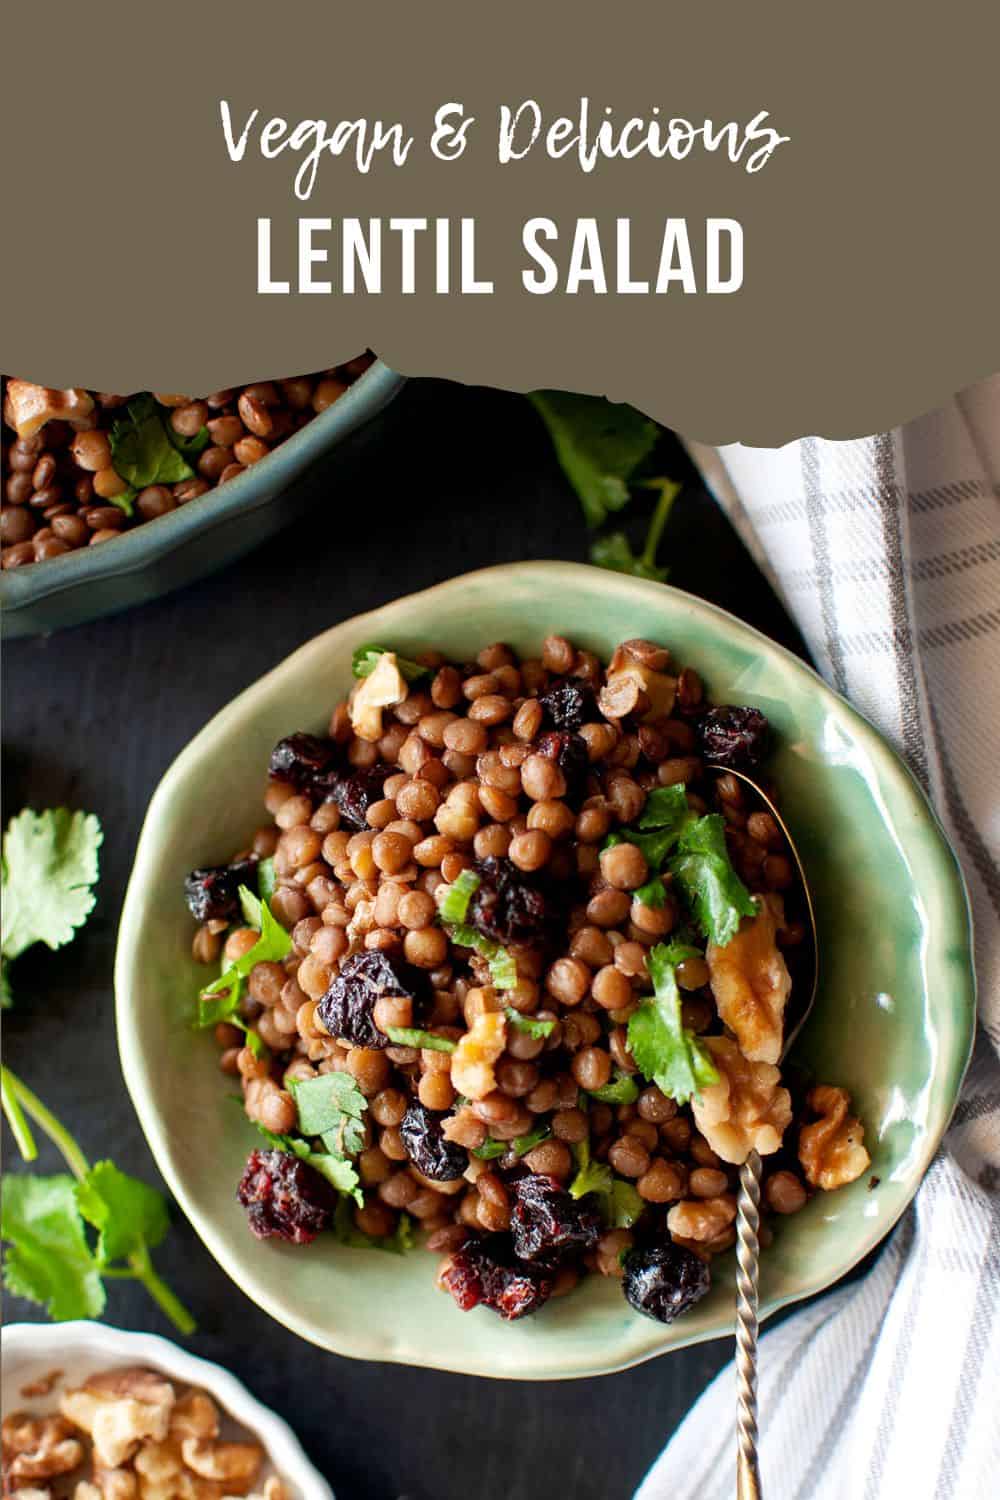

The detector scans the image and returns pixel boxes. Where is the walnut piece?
[799,1085,870,1190]
[349,652,407,741]
[667,1194,737,1243]
[691,1036,792,1165]
[3,380,95,438]
[169,1393,220,1443]
[180,1439,263,1495]
[61,1368,174,1472]
[2,1412,83,1484]
[449,1009,507,1100]
[599,645,677,722]
[706,893,791,1065]
[91,1470,138,1500]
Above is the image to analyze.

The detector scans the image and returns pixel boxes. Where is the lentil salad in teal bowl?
[116,563,974,1377]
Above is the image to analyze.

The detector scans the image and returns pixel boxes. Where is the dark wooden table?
[2,380,808,1500]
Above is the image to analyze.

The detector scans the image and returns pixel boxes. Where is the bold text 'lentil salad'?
[186,635,870,1323]
[1,360,372,568]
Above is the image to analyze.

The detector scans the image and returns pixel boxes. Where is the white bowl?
[1,1322,333,1498]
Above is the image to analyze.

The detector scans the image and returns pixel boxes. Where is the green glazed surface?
[0,362,404,640]
[116,562,975,1378]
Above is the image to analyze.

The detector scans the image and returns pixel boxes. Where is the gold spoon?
[708,768,820,1500]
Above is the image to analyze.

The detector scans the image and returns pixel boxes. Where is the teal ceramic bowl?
[1,362,404,640]
[116,562,975,1378]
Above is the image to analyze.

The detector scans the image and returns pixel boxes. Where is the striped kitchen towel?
[639,377,1000,1500]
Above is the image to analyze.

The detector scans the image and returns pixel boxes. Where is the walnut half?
[450,1008,506,1101]
[798,1085,870,1190]
[3,380,95,439]
[706,893,791,1065]
[691,1036,792,1165]
[1,1412,84,1484]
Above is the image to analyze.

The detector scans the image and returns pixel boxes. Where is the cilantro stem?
[638,479,680,571]
[1,1066,196,1336]
[1,1068,38,1161]
[2,1066,90,1179]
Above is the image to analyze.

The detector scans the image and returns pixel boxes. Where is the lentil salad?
[186,634,871,1323]
[0,360,373,569]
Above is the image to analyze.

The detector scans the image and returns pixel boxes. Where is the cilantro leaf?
[529,391,658,528]
[351,644,428,682]
[447,924,517,990]
[512,1124,550,1156]
[609,1179,645,1228]
[633,876,667,908]
[568,1161,644,1228]
[109,394,195,488]
[504,1009,555,1039]
[168,424,210,461]
[333,1196,414,1252]
[248,1118,363,1205]
[472,1138,507,1160]
[289,1072,367,1157]
[590,530,669,582]
[438,868,480,925]
[1,1174,105,1321]
[107,484,138,518]
[384,1027,456,1053]
[638,784,696,833]
[668,814,756,946]
[604,826,682,871]
[202,892,291,998]
[588,1071,640,1104]
[627,944,719,1105]
[74,1161,169,1265]
[568,1159,613,1201]
[1,811,103,986]
[257,857,277,907]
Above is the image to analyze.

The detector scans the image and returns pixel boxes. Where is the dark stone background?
[2,380,808,1500]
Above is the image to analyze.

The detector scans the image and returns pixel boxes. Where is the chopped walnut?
[133,1437,185,1499]
[168,1393,219,1443]
[74,1486,104,1500]
[180,1439,263,1495]
[449,1009,507,1100]
[1,1411,84,1484]
[691,1036,792,1165]
[799,1085,870,1190]
[667,1193,737,1243]
[3,380,95,439]
[91,1470,138,1500]
[349,653,407,741]
[15,1490,55,1500]
[599,646,677,723]
[20,1371,63,1400]
[706,893,792,1065]
[61,1369,174,1472]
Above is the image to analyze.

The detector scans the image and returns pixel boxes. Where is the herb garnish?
[568,1138,644,1227]
[194,885,290,1049]
[332,1197,415,1253]
[1,808,103,1008]
[250,1119,363,1207]
[447,923,517,990]
[0,1067,194,1332]
[109,394,199,489]
[504,1009,555,1040]
[351,643,429,682]
[384,1027,456,1053]
[626,942,719,1105]
[588,1071,640,1105]
[667,814,756,946]
[438,868,480,925]
[287,1071,368,1158]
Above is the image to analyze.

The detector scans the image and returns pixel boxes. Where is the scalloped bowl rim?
[115,561,975,1379]
[2,1321,334,1497]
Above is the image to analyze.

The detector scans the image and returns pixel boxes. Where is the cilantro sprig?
[1,808,103,1008]
[568,1138,644,1227]
[0,1067,195,1333]
[287,1070,368,1158]
[626,943,719,1106]
[109,394,202,490]
[351,644,429,683]
[447,923,517,990]
[194,885,291,1050]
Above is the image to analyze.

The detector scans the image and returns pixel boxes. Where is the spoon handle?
[735,1149,764,1500]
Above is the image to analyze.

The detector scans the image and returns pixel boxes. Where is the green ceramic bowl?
[116,562,975,1379]
[1,362,404,640]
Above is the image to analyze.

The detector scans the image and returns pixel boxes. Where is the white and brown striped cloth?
[639,378,1000,1500]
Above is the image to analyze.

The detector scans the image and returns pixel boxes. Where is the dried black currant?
[184,855,258,923]
[268,732,340,792]
[509,1173,601,1266]
[442,1233,554,1319]
[696,706,770,771]
[399,1102,468,1182]
[237,1149,336,1245]
[535,729,590,803]
[622,1242,711,1323]
[317,949,430,1050]
[538,677,598,731]
[326,763,394,831]
[468,856,561,945]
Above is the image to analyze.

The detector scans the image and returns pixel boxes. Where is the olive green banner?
[2,0,997,444]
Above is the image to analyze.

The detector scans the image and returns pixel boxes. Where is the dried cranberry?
[622,1242,711,1323]
[326,763,394,831]
[696,706,770,771]
[399,1102,468,1181]
[442,1233,554,1319]
[535,729,590,803]
[184,855,258,923]
[268,732,340,792]
[538,677,598,731]
[468,855,561,945]
[317,949,430,1050]
[237,1149,336,1245]
[509,1173,601,1267]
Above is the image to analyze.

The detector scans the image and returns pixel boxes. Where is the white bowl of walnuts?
[1,1323,333,1499]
